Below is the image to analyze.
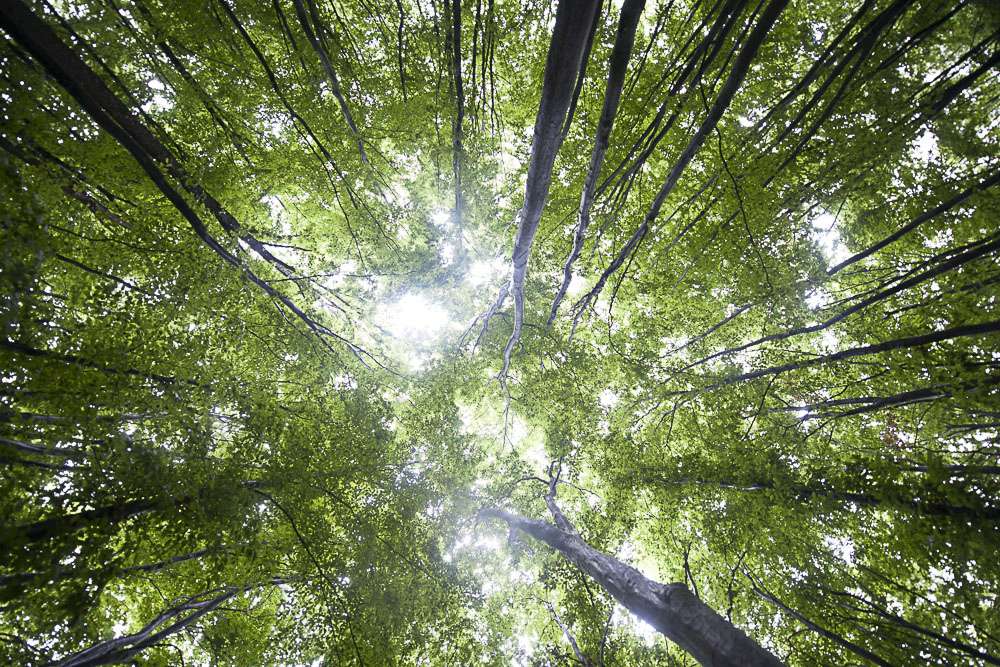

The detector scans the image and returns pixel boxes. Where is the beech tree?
[1,0,998,664]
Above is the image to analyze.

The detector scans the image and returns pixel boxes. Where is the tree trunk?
[500,0,602,377]
[290,0,368,164]
[449,0,465,233]
[482,507,783,666]
[0,499,157,560]
[0,0,369,360]
[640,473,1000,521]
[694,317,1000,394]
[0,545,223,589]
[550,0,645,324]
[571,0,789,319]
[52,586,244,667]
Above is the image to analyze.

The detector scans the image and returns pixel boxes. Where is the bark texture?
[483,506,783,666]
[549,0,646,324]
[500,0,602,378]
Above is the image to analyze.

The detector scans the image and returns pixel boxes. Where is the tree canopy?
[1,0,998,664]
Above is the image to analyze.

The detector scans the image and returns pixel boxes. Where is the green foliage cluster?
[1,0,997,664]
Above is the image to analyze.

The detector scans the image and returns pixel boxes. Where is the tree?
[482,464,783,666]
[1,0,998,664]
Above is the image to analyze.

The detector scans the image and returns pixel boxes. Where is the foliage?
[1,0,998,664]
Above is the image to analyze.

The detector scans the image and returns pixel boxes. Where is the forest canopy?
[1,0,998,664]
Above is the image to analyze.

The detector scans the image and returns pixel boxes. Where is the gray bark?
[450,0,465,233]
[52,586,243,666]
[500,0,602,379]
[549,0,646,324]
[571,0,789,322]
[0,0,372,363]
[482,506,783,666]
[828,168,1000,275]
[686,317,1000,395]
[291,0,368,164]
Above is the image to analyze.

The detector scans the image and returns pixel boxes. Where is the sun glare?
[430,209,452,228]
[379,293,451,340]
[810,211,850,265]
[467,257,507,287]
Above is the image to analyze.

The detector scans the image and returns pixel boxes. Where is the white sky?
[378,293,451,340]
[810,210,850,266]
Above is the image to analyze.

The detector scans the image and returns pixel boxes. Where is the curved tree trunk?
[53,586,244,667]
[482,506,783,666]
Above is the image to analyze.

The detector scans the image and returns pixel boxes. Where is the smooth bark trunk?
[641,473,1000,521]
[483,508,783,666]
[53,586,243,667]
[450,0,465,233]
[676,231,1000,376]
[689,318,1000,394]
[0,0,368,361]
[500,0,602,377]
[549,0,645,324]
[572,0,789,320]
[290,0,368,164]
[828,168,1000,275]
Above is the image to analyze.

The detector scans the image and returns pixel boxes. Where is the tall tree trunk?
[692,317,1000,394]
[559,0,603,141]
[640,472,1000,521]
[500,0,602,378]
[571,0,789,321]
[481,505,783,666]
[549,0,646,324]
[0,499,156,556]
[450,0,465,235]
[0,545,225,589]
[827,167,1000,275]
[0,0,371,361]
[675,230,1000,377]
[290,0,368,164]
